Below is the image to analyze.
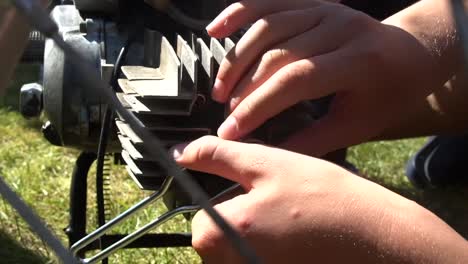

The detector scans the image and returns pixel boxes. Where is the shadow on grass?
[0,231,45,264]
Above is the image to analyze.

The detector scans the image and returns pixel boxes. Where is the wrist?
[372,189,468,263]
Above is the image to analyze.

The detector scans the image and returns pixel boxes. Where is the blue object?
[406,135,468,188]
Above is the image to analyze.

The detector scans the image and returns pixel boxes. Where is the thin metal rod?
[82,183,243,264]
[70,177,174,255]
[83,205,200,264]
[0,176,79,264]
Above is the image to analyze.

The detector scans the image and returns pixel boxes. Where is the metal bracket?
[70,177,242,264]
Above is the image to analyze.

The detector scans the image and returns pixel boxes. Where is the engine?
[20,0,322,204]
[13,0,422,260]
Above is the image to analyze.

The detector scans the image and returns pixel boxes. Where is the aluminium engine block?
[24,1,323,207]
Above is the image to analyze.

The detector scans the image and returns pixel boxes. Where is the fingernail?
[217,116,238,139]
[169,143,189,161]
[212,78,225,102]
[206,13,226,33]
[206,19,217,32]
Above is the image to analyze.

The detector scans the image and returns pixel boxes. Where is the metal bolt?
[20,83,43,119]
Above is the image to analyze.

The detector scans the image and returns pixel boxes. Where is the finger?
[227,14,348,111]
[206,0,322,38]
[217,49,350,141]
[192,194,253,264]
[212,7,325,102]
[170,136,274,189]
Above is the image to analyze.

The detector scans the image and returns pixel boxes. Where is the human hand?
[172,136,468,263]
[208,0,456,157]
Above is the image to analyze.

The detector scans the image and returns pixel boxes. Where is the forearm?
[374,0,468,139]
[379,197,468,263]
[384,0,462,89]
[0,5,31,96]
[348,178,468,263]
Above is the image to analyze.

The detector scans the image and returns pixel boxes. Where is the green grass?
[0,66,467,263]
[0,66,199,263]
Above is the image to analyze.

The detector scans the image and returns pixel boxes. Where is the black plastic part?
[80,233,192,252]
[65,152,97,258]
[406,135,468,188]
[42,121,63,146]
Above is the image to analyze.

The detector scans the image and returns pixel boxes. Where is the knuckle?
[261,47,288,66]
[192,222,223,256]
[231,98,263,138]
[254,13,280,34]
[314,4,335,16]
[191,236,212,256]
[253,16,271,34]
[345,11,376,30]
[275,60,315,98]
[281,60,313,84]
[219,53,235,78]
[349,36,385,70]
[193,136,222,162]
[234,99,255,128]
[227,2,247,17]
[364,39,385,65]
[230,211,253,236]
[229,96,242,112]
[183,136,219,162]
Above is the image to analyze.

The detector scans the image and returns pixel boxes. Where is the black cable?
[12,1,260,262]
[96,41,132,228]
[95,38,134,264]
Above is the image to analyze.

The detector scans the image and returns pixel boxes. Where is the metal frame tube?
[83,205,199,264]
[70,176,174,255]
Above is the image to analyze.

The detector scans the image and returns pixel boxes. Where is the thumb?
[170,136,275,189]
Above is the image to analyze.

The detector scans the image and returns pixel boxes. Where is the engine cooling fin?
[116,30,235,191]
